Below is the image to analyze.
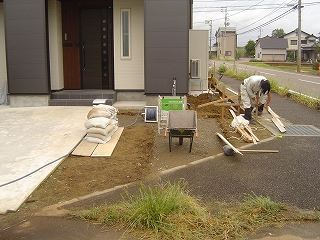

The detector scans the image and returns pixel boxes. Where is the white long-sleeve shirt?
[243,75,267,98]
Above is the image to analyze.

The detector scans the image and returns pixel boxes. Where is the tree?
[244,40,255,57]
[271,28,285,38]
[236,47,245,59]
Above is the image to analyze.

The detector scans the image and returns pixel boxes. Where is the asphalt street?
[215,59,320,98]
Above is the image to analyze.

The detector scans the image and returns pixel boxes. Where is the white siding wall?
[114,0,144,90]
[189,29,208,90]
[262,49,286,55]
[48,0,64,90]
[0,3,7,89]
[255,43,262,60]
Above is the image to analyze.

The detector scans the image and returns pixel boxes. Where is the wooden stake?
[221,86,225,118]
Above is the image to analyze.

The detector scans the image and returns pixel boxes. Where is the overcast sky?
[192,0,320,47]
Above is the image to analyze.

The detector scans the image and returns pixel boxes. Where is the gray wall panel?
[145,32,188,48]
[4,0,49,94]
[146,48,188,63]
[144,0,190,95]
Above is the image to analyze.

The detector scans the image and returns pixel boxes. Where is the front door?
[80,8,113,89]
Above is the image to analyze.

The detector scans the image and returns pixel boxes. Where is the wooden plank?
[214,103,241,106]
[229,109,252,143]
[237,126,253,142]
[91,127,124,157]
[272,117,287,133]
[245,125,260,142]
[221,85,225,118]
[268,107,280,119]
[72,139,98,157]
[197,95,238,108]
[216,132,243,155]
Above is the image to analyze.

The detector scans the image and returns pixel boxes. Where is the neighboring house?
[279,29,318,61]
[255,36,288,62]
[0,0,195,107]
[215,27,237,59]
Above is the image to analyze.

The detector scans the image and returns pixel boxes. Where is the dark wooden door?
[80,8,113,89]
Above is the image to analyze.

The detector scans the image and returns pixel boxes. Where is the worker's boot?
[244,108,256,124]
[258,104,264,116]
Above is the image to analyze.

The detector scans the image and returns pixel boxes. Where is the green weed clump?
[71,181,294,239]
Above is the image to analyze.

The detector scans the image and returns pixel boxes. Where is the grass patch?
[68,180,315,240]
[243,62,320,76]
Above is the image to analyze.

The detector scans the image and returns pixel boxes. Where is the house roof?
[279,29,313,38]
[216,27,236,33]
[256,37,288,49]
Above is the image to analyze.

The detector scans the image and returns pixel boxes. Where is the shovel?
[223,145,279,156]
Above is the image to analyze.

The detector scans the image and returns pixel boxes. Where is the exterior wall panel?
[114,0,144,90]
[144,0,190,95]
[4,0,49,94]
[0,3,8,90]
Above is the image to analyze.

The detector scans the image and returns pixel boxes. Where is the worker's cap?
[261,79,270,94]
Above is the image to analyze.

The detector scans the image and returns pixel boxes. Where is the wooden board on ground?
[271,117,287,133]
[91,127,124,157]
[72,139,98,157]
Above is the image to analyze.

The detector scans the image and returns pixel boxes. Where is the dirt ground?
[1,93,273,219]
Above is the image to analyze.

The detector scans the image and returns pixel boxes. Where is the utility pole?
[221,7,228,59]
[205,20,213,58]
[297,0,302,72]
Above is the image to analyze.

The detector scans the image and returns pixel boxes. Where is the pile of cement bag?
[84,104,118,144]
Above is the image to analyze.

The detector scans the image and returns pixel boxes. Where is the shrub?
[312,61,319,70]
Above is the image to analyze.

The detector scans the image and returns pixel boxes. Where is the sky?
[192,0,320,47]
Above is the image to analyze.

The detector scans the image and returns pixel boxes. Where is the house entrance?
[61,1,113,90]
[80,8,113,89]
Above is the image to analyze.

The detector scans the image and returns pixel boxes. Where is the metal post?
[205,20,212,58]
[224,10,227,59]
[297,0,302,72]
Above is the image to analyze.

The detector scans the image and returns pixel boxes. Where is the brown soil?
[1,93,273,219]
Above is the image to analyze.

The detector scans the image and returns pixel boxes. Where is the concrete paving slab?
[0,106,91,214]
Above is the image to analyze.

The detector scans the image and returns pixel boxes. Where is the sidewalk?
[0,106,91,214]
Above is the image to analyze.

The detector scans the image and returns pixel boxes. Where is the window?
[190,59,200,78]
[225,51,232,56]
[121,9,131,59]
[301,40,307,44]
[291,40,297,45]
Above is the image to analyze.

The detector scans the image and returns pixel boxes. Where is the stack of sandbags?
[84,104,118,144]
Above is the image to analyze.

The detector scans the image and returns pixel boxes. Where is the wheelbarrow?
[164,110,198,152]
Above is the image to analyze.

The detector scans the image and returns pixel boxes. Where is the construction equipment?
[165,110,198,152]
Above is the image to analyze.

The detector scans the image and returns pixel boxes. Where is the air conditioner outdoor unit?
[190,59,201,79]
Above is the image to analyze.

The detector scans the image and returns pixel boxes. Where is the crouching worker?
[240,75,270,124]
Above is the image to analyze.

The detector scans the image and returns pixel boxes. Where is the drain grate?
[272,125,320,136]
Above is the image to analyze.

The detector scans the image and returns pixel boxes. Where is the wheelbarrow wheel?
[179,137,183,145]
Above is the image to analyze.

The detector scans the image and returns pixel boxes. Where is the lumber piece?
[245,126,257,144]
[245,125,260,142]
[229,109,252,143]
[240,149,279,153]
[197,95,238,108]
[237,126,253,142]
[272,117,287,133]
[217,132,243,155]
[214,103,241,107]
[268,107,280,119]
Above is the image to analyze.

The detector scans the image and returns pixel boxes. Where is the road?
[212,59,320,98]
